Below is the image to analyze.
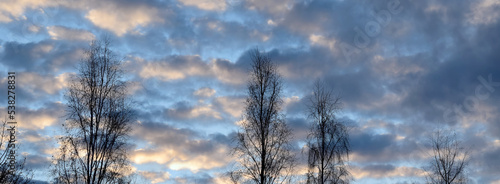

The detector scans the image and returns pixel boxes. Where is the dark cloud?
[25,154,51,170]
[350,125,425,164]
[287,117,309,142]
[0,40,84,73]
[352,132,394,157]
[362,164,396,173]
[479,147,500,174]
[171,173,215,184]
[131,121,234,158]
[164,101,221,121]
[132,121,200,145]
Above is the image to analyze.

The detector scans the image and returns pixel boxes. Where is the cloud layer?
[0,0,499,183]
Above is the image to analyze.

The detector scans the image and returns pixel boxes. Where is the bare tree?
[233,49,295,184]
[227,170,242,184]
[52,38,134,184]
[424,130,469,184]
[305,80,350,184]
[0,119,33,184]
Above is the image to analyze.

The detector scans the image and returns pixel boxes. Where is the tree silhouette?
[0,119,33,184]
[233,49,295,184]
[305,80,350,184]
[52,38,134,184]
[424,130,469,184]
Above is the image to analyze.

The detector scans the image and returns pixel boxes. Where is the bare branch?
[424,130,470,184]
[0,119,33,184]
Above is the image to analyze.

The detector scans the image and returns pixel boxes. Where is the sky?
[0,0,499,183]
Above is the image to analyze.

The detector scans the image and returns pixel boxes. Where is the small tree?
[306,80,350,184]
[0,119,33,184]
[52,38,134,184]
[233,49,295,184]
[424,130,469,184]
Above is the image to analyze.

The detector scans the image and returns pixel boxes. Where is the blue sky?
[1,0,500,183]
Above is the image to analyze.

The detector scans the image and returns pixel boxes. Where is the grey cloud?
[362,164,396,173]
[164,101,222,121]
[0,40,85,73]
[25,154,51,170]
[287,117,309,142]
[132,121,200,146]
[131,121,233,156]
[350,128,424,164]
[138,55,247,85]
[351,132,394,157]
[171,173,215,184]
[130,121,233,172]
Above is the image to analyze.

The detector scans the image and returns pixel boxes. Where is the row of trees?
[0,39,470,184]
[231,49,351,184]
[230,49,471,184]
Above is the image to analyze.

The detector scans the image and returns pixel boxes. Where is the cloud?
[0,0,166,36]
[166,102,222,120]
[47,26,95,41]
[467,0,500,25]
[13,102,65,130]
[139,171,170,184]
[17,129,57,168]
[286,117,309,142]
[211,58,248,85]
[265,48,339,81]
[0,0,57,22]
[139,55,247,85]
[351,165,424,180]
[0,41,85,72]
[85,4,162,36]
[0,41,54,70]
[349,126,427,164]
[194,87,216,98]
[164,15,276,60]
[213,96,245,118]
[170,173,216,184]
[1,0,500,183]
[130,122,232,172]
[308,34,339,54]
[167,149,228,171]
[479,147,500,176]
[280,0,364,36]
[0,14,10,22]
[369,55,425,79]
[139,55,210,80]
[244,0,294,17]
[24,154,52,170]
[178,0,226,11]
[17,72,72,95]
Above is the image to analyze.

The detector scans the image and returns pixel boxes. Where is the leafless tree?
[233,49,295,184]
[52,38,134,184]
[424,130,469,184]
[0,123,32,183]
[0,119,33,184]
[305,80,350,184]
[227,170,242,184]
